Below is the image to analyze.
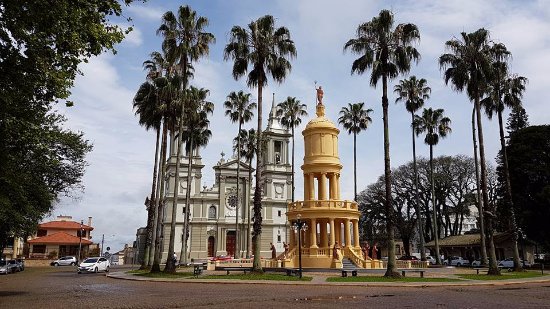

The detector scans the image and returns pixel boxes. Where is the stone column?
[345,219,351,247]
[310,218,318,248]
[320,220,328,248]
[334,221,341,246]
[290,226,296,247]
[308,173,315,202]
[336,173,341,200]
[319,173,327,201]
[304,173,310,201]
[353,219,360,248]
[329,218,335,247]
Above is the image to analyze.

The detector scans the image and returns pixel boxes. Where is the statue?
[372,243,378,260]
[283,242,289,258]
[316,85,324,105]
[270,242,277,260]
[332,241,341,260]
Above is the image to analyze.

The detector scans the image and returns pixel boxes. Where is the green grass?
[327,276,461,283]
[197,273,312,281]
[457,270,545,281]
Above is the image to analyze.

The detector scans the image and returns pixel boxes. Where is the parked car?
[471,259,483,267]
[443,256,470,267]
[397,255,419,261]
[16,258,25,271]
[498,257,532,268]
[426,256,436,264]
[77,257,110,274]
[7,259,21,272]
[51,256,77,266]
[0,260,10,274]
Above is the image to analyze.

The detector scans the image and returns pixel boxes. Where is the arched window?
[208,206,216,219]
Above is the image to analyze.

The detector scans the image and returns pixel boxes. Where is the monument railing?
[288,200,358,212]
[344,246,365,268]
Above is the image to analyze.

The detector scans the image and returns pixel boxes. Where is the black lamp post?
[292,214,308,278]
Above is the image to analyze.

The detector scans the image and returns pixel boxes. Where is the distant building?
[135,227,147,264]
[27,215,94,259]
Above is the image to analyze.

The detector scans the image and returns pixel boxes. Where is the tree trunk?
[475,95,500,275]
[498,109,522,271]
[247,159,253,258]
[472,106,487,265]
[142,127,161,269]
[181,137,194,265]
[353,132,357,201]
[291,125,295,203]
[165,107,186,273]
[252,84,263,272]
[235,119,242,259]
[411,112,425,261]
[151,120,169,272]
[382,74,399,277]
[430,144,442,265]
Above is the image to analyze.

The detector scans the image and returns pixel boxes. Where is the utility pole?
[78,220,83,262]
[101,234,105,257]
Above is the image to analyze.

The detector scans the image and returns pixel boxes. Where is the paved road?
[1,266,550,308]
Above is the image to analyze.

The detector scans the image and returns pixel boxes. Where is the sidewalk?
[107,268,550,287]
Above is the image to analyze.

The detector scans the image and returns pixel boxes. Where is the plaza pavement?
[107,267,550,287]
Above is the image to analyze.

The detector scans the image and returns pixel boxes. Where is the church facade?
[160,100,292,261]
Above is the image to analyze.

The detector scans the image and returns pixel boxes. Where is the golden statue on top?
[316,85,324,105]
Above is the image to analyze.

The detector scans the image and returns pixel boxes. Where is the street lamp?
[292,214,308,278]
[77,220,83,262]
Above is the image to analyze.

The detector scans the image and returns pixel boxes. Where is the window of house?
[33,245,46,253]
[208,206,216,219]
[277,210,282,217]
[37,229,47,237]
[277,235,281,242]
[274,141,282,164]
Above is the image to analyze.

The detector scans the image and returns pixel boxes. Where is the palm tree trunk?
[498,109,522,271]
[142,127,161,269]
[472,106,487,265]
[151,120,169,272]
[430,143,441,265]
[411,112,425,261]
[149,127,164,266]
[353,132,357,201]
[181,137,194,265]
[475,95,499,275]
[235,120,242,259]
[247,160,253,258]
[382,74,399,277]
[291,125,295,203]
[252,84,263,272]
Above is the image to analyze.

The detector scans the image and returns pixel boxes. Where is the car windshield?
[83,258,98,263]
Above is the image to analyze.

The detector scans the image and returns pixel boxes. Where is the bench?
[285,268,301,276]
[224,267,252,275]
[341,269,358,277]
[401,269,425,278]
[473,266,503,274]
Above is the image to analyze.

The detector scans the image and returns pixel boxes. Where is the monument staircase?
[342,257,356,269]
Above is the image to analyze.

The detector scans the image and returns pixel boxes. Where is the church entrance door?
[226,231,236,257]
[208,236,215,257]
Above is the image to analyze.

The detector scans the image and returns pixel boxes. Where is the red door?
[226,232,236,257]
[208,236,215,257]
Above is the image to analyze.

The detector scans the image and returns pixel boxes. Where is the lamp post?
[77,220,83,262]
[292,214,308,278]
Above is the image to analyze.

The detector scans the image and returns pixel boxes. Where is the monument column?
[329,218,335,247]
[310,218,318,250]
[336,173,341,199]
[320,220,328,248]
[334,221,341,245]
[353,219,360,248]
[290,227,296,247]
[309,174,315,202]
[319,173,327,201]
[344,219,351,247]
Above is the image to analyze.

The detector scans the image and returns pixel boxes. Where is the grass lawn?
[327,276,461,283]
[197,273,312,281]
[457,271,545,281]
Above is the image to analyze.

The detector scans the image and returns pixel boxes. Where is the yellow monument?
[285,87,382,269]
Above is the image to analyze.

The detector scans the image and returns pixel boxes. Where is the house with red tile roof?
[27,215,95,259]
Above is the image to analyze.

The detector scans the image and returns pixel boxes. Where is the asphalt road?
[1,266,550,308]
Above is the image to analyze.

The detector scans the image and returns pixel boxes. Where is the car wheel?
[105,266,109,273]
[457,263,461,267]
[54,263,59,267]
[70,262,75,266]
[77,271,81,274]
[94,267,98,273]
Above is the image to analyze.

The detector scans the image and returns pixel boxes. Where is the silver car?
[51,256,77,266]
[0,260,10,274]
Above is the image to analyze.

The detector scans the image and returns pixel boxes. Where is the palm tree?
[179,86,214,264]
[276,97,308,203]
[344,9,420,277]
[157,5,214,273]
[413,108,451,265]
[234,128,257,258]
[224,91,256,258]
[337,103,373,201]
[224,15,296,272]
[394,76,430,262]
[439,28,501,275]
[481,42,528,271]
[471,105,487,265]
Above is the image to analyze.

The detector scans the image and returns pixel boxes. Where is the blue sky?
[51,0,550,252]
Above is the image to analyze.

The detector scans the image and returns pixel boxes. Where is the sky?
[50,0,550,252]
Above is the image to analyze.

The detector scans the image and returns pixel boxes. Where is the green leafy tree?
[224,15,296,272]
[224,90,256,258]
[344,9,420,277]
[157,5,215,273]
[413,108,451,265]
[338,103,373,201]
[234,128,258,257]
[439,28,500,275]
[481,42,528,271]
[276,97,308,203]
[394,76,430,261]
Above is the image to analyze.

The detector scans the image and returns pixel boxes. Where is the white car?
[498,257,531,268]
[444,256,470,267]
[426,256,436,264]
[77,257,110,274]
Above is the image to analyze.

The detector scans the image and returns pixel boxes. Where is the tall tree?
[337,103,373,201]
[506,105,529,135]
[179,87,214,264]
[413,108,451,265]
[344,9,420,277]
[439,28,500,275]
[224,15,296,272]
[471,105,487,265]
[224,91,257,258]
[234,128,258,257]
[276,97,308,203]
[481,42,528,271]
[157,5,214,273]
[394,76,430,261]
